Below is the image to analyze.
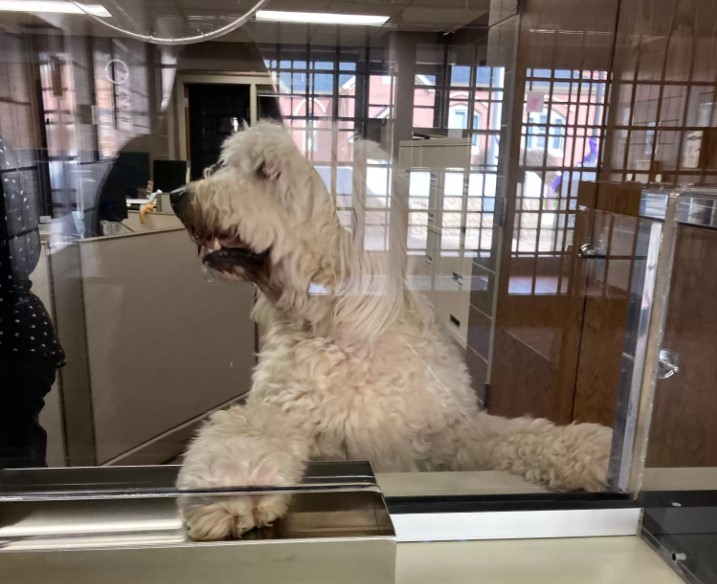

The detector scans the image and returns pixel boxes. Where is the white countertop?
[396,537,682,584]
[376,470,548,497]
[642,466,717,491]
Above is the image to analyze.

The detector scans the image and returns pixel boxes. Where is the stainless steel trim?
[629,191,681,495]
[610,218,663,493]
[0,538,396,584]
[0,462,397,584]
[0,462,379,500]
[0,489,394,548]
[391,508,642,543]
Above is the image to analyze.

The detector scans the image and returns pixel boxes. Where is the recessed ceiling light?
[0,1,111,18]
[255,10,389,26]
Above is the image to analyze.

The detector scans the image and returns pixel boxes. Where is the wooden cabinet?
[490,182,642,427]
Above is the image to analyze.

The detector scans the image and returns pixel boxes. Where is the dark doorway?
[187,84,251,180]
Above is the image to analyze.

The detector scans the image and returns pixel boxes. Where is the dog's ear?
[221,121,293,181]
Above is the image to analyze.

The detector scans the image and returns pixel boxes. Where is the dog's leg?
[177,402,312,541]
[456,413,612,491]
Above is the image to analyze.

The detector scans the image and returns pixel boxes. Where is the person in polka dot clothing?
[0,136,65,468]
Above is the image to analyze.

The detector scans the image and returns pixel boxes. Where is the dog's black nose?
[170,186,190,217]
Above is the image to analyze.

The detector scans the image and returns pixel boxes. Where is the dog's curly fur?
[174,121,612,541]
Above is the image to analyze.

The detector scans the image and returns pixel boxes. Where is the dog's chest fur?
[246,305,480,471]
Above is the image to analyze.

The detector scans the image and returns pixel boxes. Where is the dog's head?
[171,122,345,305]
[172,121,414,342]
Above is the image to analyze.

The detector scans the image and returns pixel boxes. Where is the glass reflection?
[0,3,617,519]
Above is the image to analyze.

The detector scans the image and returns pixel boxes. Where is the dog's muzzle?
[170,185,191,218]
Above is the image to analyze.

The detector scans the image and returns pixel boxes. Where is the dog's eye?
[257,161,281,180]
[257,161,270,179]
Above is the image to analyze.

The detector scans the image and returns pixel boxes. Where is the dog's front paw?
[551,423,613,491]
[180,490,289,541]
[178,447,296,541]
[177,417,308,540]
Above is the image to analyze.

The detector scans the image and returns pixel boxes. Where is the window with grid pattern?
[263,47,395,250]
[263,48,505,260]
[605,32,717,185]
[514,68,608,260]
[411,62,505,260]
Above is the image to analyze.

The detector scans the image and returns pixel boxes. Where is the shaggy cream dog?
[171,121,612,541]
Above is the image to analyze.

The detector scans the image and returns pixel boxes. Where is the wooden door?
[490,182,642,427]
[646,225,717,466]
[187,84,251,181]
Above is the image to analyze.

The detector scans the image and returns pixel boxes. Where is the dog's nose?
[170,186,190,218]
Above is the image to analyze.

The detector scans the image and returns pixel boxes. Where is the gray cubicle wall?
[53,228,255,465]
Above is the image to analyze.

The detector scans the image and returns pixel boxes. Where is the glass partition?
[569,206,662,494]
[0,0,653,551]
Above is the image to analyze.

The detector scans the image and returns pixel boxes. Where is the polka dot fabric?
[0,136,65,367]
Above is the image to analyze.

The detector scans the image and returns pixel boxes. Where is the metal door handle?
[578,242,607,259]
[658,348,680,379]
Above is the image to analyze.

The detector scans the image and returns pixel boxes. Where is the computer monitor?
[153,160,188,193]
[97,151,150,223]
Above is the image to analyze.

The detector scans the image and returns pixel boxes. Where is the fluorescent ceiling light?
[256,10,389,26]
[0,1,111,18]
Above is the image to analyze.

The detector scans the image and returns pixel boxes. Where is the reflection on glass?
[0,3,624,548]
